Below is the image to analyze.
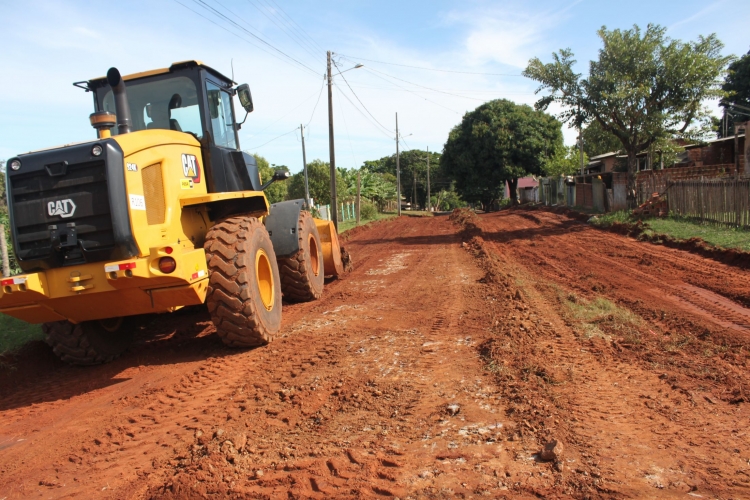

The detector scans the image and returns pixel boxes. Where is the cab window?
[206,80,237,149]
[101,76,202,137]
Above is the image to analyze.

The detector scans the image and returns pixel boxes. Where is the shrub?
[360,200,378,220]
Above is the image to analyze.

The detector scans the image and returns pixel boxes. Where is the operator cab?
[81,60,260,193]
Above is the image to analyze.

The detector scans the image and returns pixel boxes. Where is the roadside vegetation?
[590,210,750,252]
[0,314,43,357]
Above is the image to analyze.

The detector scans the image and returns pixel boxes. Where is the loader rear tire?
[277,211,325,302]
[43,317,134,365]
[205,216,282,347]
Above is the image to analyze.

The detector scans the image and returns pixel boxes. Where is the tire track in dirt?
[469,209,750,497]
[0,216,544,499]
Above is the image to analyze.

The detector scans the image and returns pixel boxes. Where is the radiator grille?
[142,163,166,225]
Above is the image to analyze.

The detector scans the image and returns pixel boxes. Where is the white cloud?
[444,0,583,69]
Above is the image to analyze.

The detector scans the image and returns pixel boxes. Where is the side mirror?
[237,83,254,113]
[273,170,290,181]
[260,170,290,191]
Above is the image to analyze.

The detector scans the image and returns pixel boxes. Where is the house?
[585,151,621,175]
[505,177,539,203]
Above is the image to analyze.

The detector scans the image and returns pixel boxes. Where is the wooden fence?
[668,178,750,228]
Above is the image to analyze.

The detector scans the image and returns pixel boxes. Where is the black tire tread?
[43,321,119,366]
[205,216,280,348]
[277,211,324,303]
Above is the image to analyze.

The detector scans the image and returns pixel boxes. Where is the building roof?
[516,177,538,188]
[684,133,745,149]
[589,151,620,160]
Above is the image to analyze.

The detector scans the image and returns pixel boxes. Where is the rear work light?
[104,262,136,273]
[158,257,176,274]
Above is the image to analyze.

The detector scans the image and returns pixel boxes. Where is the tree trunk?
[508,178,519,205]
[626,152,638,209]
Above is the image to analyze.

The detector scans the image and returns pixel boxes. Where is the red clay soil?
[1,212,750,499]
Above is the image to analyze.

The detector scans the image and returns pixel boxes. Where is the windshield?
[99,76,202,137]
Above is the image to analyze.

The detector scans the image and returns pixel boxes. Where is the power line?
[360,67,461,114]
[306,79,326,127]
[362,65,487,102]
[249,82,325,138]
[173,0,304,72]
[244,0,321,62]
[255,0,323,57]
[332,83,393,140]
[185,0,320,76]
[265,0,326,54]
[338,54,524,76]
[331,58,393,135]
[247,127,299,150]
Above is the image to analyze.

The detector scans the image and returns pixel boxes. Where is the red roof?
[516,177,538,188]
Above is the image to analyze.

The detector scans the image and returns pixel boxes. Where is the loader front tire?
[277,211,325,302]
[205,216,282,347]
[43,317,134,365]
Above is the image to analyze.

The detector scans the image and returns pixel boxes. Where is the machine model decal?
[129,194,147,211]
[181,154,201,183]
[126,163,138,172]
[180,179,194,190]
[47,199,77,219]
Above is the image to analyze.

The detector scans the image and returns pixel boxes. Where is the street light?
[327,53,363,231]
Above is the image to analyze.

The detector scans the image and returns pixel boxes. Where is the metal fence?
[539,177,573,207]
[668,178,750,228]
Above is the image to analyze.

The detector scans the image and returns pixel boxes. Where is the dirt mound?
[527,204,750,269]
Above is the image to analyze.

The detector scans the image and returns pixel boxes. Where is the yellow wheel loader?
[1,61,350,365]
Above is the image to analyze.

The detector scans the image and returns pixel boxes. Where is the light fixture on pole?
[326,52,363,231]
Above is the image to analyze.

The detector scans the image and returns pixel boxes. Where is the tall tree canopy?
[582,120,622,157]
[362,149,442,209]
[524,24,730,206]
[440,99,562,210]
[720,48,750,137]
[286,159,342,206]
[253,154,288,204]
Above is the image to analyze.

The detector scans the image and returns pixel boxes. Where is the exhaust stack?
[106,67,132,135]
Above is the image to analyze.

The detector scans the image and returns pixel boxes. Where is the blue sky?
[1,0,748,173]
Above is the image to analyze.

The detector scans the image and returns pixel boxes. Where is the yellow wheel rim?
[309,234,320,277]
[255,248,275,311]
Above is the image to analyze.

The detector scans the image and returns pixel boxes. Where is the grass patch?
[338,212,397,233]
[645,217,750,252]
[589,210,632,227]
[0,314,44,355]
[563,293,641,341]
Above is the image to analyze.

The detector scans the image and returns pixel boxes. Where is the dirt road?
[1,209,750,499]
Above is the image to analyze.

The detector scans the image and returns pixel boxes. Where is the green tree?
[543,145,588,177]
[440,99,562,210]
[582,120,621,157]
[524,24,730,206]
[286,159,342,206]
[720,48,750,137]
[253,154,288,204]
[361,149,442,209]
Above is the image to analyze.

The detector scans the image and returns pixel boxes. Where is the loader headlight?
[91,144,103,157]
[9,159,21,171]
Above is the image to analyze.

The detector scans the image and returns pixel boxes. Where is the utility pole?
[327,51,339,230]
[396,112,401,216]
[356,171,361,225]
[412,170,416,209]
[579,128,585,176]
[300,124,310,207]
[426,146,431,213]
[578,105,585,176]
